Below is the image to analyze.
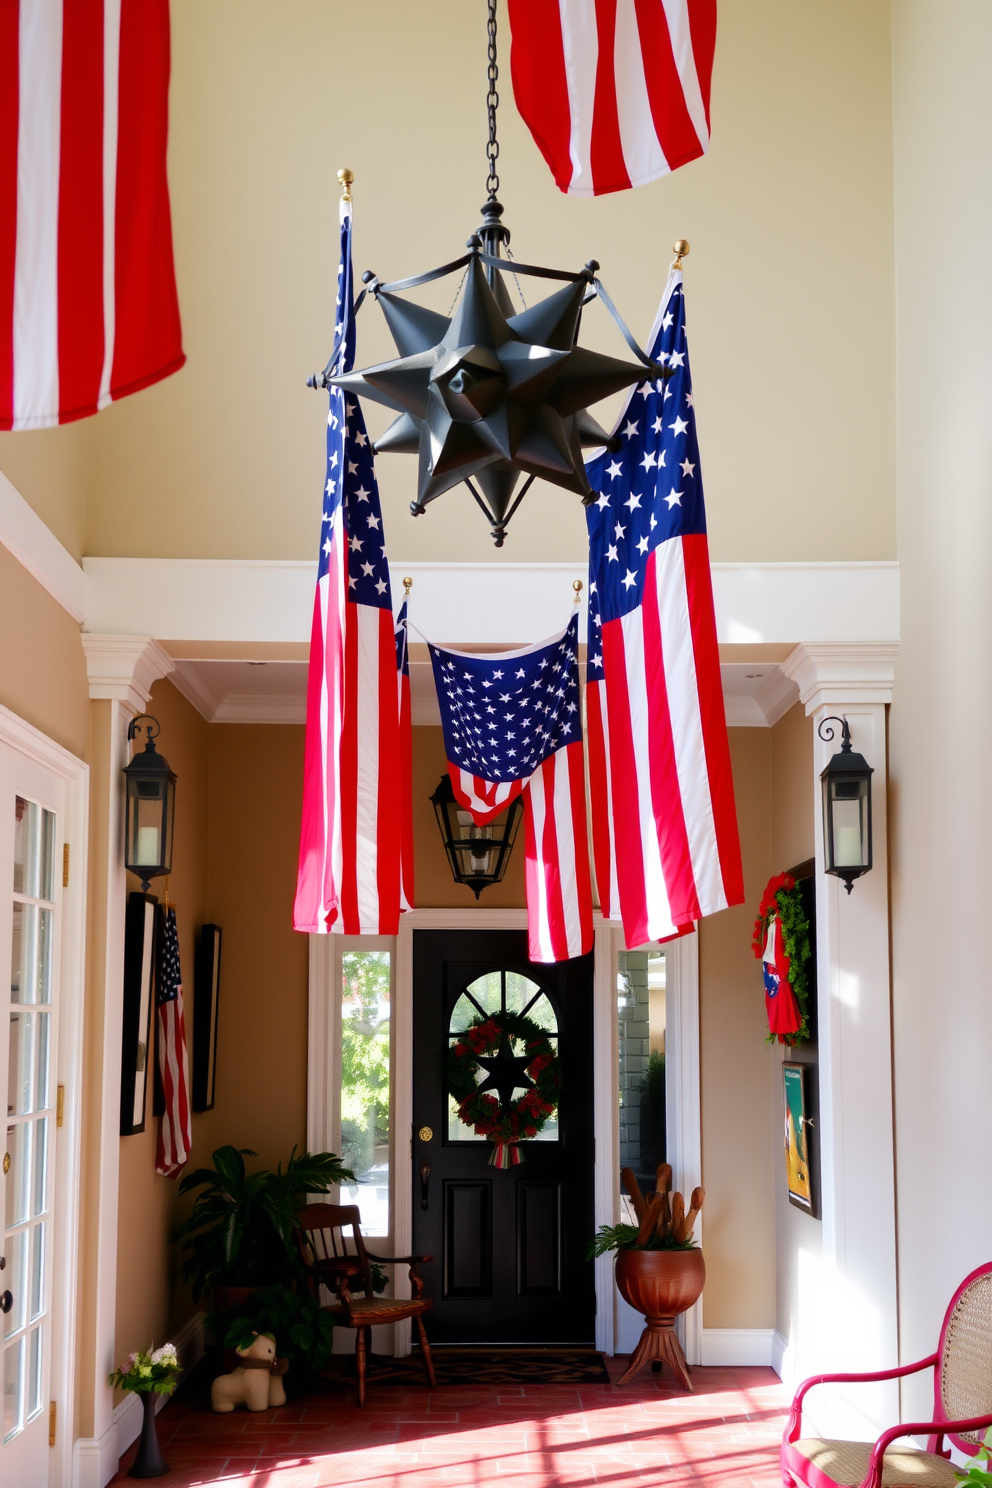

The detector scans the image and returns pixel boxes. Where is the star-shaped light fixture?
[321,201,669,545]
[474,1032,535,1111]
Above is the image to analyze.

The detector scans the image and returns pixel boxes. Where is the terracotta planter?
[615,1247,705,1390]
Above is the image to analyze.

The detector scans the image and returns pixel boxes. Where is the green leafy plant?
[217,1285,337,1374]
[341,952,390,1182]
[109,1343,182,1395]
[586,1222,697,1259]
[175,1145,354,1301]
[957,1426,992,1488]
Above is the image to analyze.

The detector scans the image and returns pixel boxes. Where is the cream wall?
[0,544,89,758]
[73,0,895,567]
[0,423,87,562]
[889,0,992,1414]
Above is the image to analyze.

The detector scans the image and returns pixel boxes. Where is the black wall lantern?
[123,716,177,892]
[818,717,873,893]
[430,774,522,898]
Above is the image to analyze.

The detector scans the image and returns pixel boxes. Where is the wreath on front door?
[446,1010,562,1170]
[752,872,812,1045]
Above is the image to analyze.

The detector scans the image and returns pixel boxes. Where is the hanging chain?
[485,0,500,200]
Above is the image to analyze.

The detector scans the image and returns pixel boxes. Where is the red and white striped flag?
[507,0,716,198]
[430,616,592,964]
[396,599,415,914]
[294,198,404,937]
[586,267,743,948]
[0,0,184,430]
[155,906,191,1179]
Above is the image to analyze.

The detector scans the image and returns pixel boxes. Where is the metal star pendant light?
[309,0,670,545]
[474,1034,536,1111]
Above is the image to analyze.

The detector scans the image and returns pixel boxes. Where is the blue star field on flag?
[157,906,182,1005]
[429,614,582,783]
[318,205,391,611]
[585,276,705,677]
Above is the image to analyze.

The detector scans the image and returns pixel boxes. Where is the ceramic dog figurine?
[210,1332,287,1412]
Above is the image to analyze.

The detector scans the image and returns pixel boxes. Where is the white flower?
[150,1343,178,1365]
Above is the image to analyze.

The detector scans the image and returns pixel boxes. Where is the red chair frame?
[782,1263,992,1488]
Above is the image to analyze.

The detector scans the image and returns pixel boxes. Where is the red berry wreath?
[446,1010,562,1169]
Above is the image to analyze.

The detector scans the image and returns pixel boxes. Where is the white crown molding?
[82,557,900,649]
[781,641,899,714]
[0,469,86,621]
[754,665,801,726]
[166,658,226,721]
[80,635,175,711]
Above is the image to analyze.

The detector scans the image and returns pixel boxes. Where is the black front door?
[412,929,595,1344]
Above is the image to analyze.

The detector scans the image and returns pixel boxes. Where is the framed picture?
[783,1062,819,1216]
[120,892,158,1136]
[193,924,222,1111]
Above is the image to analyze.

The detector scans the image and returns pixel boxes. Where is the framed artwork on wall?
[120,891,158,1136]
[193,923,222,1111]
[783,1061,819,1217]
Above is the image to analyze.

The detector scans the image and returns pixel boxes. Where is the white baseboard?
[700,1327,776,1367]
[72,1312,205,1488]
[771,1328,791,1382]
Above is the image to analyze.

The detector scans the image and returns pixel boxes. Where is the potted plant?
[109,1343,182,1478]
[589,1164,706,1390]
[175,1145,354,1313]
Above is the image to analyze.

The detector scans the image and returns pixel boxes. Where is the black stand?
[128,1392,169,1478]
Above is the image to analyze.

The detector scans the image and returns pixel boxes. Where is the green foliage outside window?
[341,952,390,1179]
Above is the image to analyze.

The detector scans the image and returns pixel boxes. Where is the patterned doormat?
[326,1348,611,1387]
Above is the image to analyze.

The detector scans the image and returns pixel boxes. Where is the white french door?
[0,743,65,1486]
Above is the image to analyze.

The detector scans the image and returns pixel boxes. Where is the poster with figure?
[783,1063,813,1212]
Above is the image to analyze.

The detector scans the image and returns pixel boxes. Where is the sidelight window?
[447,970,559,1142]
[339,950,391,1238]
[617,948,667,1211]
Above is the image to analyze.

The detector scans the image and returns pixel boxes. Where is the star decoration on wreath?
[446,1009,562,1169]
[331,253,659,539]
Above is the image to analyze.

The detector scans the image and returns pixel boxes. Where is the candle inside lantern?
[136,825,160,865]
[834,823,862,867]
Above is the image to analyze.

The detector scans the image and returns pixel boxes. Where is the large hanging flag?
[586,266,743,948]
[155,906,191,1179]
[430,615,592,963]
[0,0,184,430]
[507,0,716,198]
[294,195,402,936]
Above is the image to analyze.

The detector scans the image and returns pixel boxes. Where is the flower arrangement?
[109,1342,182,1396]
[752,871,812,1044]
[445,1010,561,1168]
[587,1164,705,1256]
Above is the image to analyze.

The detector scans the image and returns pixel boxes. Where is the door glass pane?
[447,971,559,1142]
[31,1118,48,1218]
[618,948,667,1213]
[4,1122,31,1229]
[339,951,390,1238]
[3,1336,24,1441]
[2,1229,25,1337]
[28,1223,44,1320]
[26,1327,42,1420]
[13,799,55,901]
[10,903,53,1005]
[7,1009,49,1115]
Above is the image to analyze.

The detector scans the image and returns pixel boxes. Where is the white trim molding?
[80,635,175,713]
[82,557,900,649]
[0,469,86,621]
[778,642,899,1440]
[701,1328,776,1367]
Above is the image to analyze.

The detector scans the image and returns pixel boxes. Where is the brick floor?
[110,1359,789,1488]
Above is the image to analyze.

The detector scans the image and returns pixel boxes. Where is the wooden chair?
[782,1263,992,1488]
[295,1202,436,1406]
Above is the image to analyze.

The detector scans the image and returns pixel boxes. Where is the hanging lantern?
[430,774,522,898]
[818,716,873,893]
[123,716,176,892]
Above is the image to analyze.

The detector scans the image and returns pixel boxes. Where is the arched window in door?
[447,971,559,1142]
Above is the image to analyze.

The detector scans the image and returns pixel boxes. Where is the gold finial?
[673,239,690,268]
[573,579,583,603]
[402,575,413,594]
[338,168,354,203]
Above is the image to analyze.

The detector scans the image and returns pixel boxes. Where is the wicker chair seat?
[792,1440,960,1488]
[328,1295,432,1324]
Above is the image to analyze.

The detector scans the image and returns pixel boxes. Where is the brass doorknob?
[418,1126,433,1143]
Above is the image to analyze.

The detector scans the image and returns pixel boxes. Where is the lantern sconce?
[430,774,522,899]
[817,716,873,894]
[123,715,177,892]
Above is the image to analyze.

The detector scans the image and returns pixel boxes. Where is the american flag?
[294,196,403,936]
[430,614,592,963]
[586,266,743,948]
[396,600,415,914]
[155,906,191,1179]
[507,0,716,198]
[1,0,184,429]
